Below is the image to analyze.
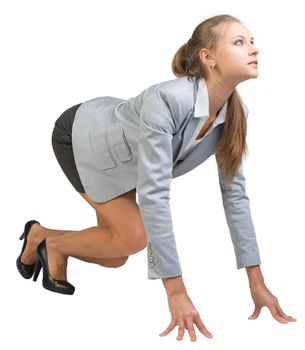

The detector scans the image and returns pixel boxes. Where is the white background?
[1,0,304,349]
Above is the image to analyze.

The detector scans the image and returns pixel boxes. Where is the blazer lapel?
[173,77,210,164]
[172,117,202,166]
[172,77,228,178]
[173,77,210,168]
[172,124,222,178]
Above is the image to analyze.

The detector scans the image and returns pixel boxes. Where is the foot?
[20,223,43,265]
[45,237,68,281]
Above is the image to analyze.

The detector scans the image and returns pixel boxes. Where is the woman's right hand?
[159,289,213,342]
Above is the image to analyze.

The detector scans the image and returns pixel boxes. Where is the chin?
[250,73,259,79]
[249,68,259,78]
[240,72,259,82]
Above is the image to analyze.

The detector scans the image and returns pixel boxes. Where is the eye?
[234,39,255,46]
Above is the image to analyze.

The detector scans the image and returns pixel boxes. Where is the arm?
[216,156,261,269]
[137,91,213,341]
[216,100,261,268]
[137,91,181,279]
[216,153,296,323]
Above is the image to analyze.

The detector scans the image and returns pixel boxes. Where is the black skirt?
[51,103,85,193]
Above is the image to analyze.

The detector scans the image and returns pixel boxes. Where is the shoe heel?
[33,259,42,282]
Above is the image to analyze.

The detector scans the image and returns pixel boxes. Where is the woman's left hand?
[248,283,297,323]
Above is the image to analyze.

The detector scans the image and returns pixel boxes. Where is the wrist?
[162,275,186,297]
[246,265,265,289]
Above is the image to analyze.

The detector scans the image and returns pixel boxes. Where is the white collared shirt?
[178,78,228,161]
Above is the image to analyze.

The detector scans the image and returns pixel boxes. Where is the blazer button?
[147,242,155,268]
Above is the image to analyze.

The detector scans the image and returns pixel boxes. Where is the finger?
[269,305,288,324]
[248,305,262,320]
[193,313,213,339]
[286,316,297,322]
[185,317,197,342]
[176,322,185,341]
[274,301,297,322]
[159,320,176,337]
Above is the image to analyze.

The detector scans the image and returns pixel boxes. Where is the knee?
[122,229,147,255]
[132,236,147,254]
[99,256,129,268]
[111,256,129,268]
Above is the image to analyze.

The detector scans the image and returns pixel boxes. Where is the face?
[204,21,260,84]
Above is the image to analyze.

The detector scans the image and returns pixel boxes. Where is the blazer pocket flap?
[107,123,133,163]
[89,126,116,170]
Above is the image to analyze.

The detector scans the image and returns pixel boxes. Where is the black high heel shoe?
[16,220,41,279]
[33,239,75,295]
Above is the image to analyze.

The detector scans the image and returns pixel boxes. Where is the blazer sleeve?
[216,156,262,269]
[137,90,182,280]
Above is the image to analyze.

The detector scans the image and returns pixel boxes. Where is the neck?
[204,76,236,116]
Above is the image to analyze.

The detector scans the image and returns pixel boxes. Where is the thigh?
[79,190,145,238]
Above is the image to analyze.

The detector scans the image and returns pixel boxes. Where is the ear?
[199,48,216,67]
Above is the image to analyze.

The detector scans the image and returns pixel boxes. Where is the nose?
[250,43,260,55]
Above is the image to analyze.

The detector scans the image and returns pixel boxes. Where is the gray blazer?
[72,76,261,279]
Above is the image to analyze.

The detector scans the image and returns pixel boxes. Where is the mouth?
[248,60,258,66]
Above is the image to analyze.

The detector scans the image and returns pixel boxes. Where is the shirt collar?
[193,77,227,124]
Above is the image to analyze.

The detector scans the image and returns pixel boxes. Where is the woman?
[16,14,296,341]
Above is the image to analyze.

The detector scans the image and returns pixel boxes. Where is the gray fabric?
[71,76,261,279]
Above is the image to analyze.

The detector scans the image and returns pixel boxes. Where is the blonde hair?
[172,14,248,187]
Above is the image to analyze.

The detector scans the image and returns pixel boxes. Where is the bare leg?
[22,189,146,281]
[20,223,71,265]
[21,223,129,269]
[72,212,129,268]
[46,221,146,280]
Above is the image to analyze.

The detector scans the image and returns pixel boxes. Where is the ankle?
[30,223,46,245]
[46,237,67,261]
[45,237,68,281]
